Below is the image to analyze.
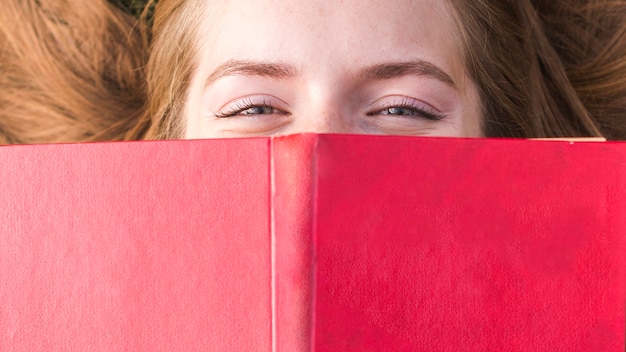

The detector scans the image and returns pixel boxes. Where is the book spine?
[271,134,318,352]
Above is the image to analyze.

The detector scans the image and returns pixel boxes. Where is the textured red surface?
[0,139,273,351]
[0,135,624,351]
[312,135,626,351]
[273,135,317,352]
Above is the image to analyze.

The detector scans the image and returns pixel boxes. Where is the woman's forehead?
[199,0,464,77]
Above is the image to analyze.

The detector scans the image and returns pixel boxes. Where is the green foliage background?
[109,0,156,19]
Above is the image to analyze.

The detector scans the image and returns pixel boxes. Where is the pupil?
[389,107,411,116]
[245,106,272,114]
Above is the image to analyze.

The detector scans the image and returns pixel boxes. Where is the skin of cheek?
[184,81,204,139]
[184,37,220,139]
[454,75,483,137]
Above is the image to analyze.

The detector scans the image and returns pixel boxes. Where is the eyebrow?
[358,61,455,87]
[206,60,298,85]
[205,59,455,87]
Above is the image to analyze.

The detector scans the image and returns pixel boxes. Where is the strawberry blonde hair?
[0,0,146,144]
[126,0,205,140]
[447,0,626,139]
[1,0,625,143]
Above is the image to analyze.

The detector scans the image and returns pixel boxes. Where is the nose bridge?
[303,109,351,134]
[296,86,356,134]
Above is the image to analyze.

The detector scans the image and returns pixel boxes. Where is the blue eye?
[214,97,283,118]
[381,107,421,116]
[240,106,276,115]
[368,97,445,121]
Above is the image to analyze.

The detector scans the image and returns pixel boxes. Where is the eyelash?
[367,97,444,121]
[213,96,444,121]
[213,97,279,118]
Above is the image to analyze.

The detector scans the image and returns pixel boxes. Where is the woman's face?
[184,0,482,138]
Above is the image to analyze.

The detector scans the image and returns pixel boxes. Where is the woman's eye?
[213,97,286,118]
[369,105,444,121]
[239,106,277,115]
[215,105,279,118]
[366,96,445,121]
[380,107,421,116]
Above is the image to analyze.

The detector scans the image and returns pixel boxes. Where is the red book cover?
[0,135,624,351]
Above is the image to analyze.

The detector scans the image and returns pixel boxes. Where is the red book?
[1,135,624,351]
